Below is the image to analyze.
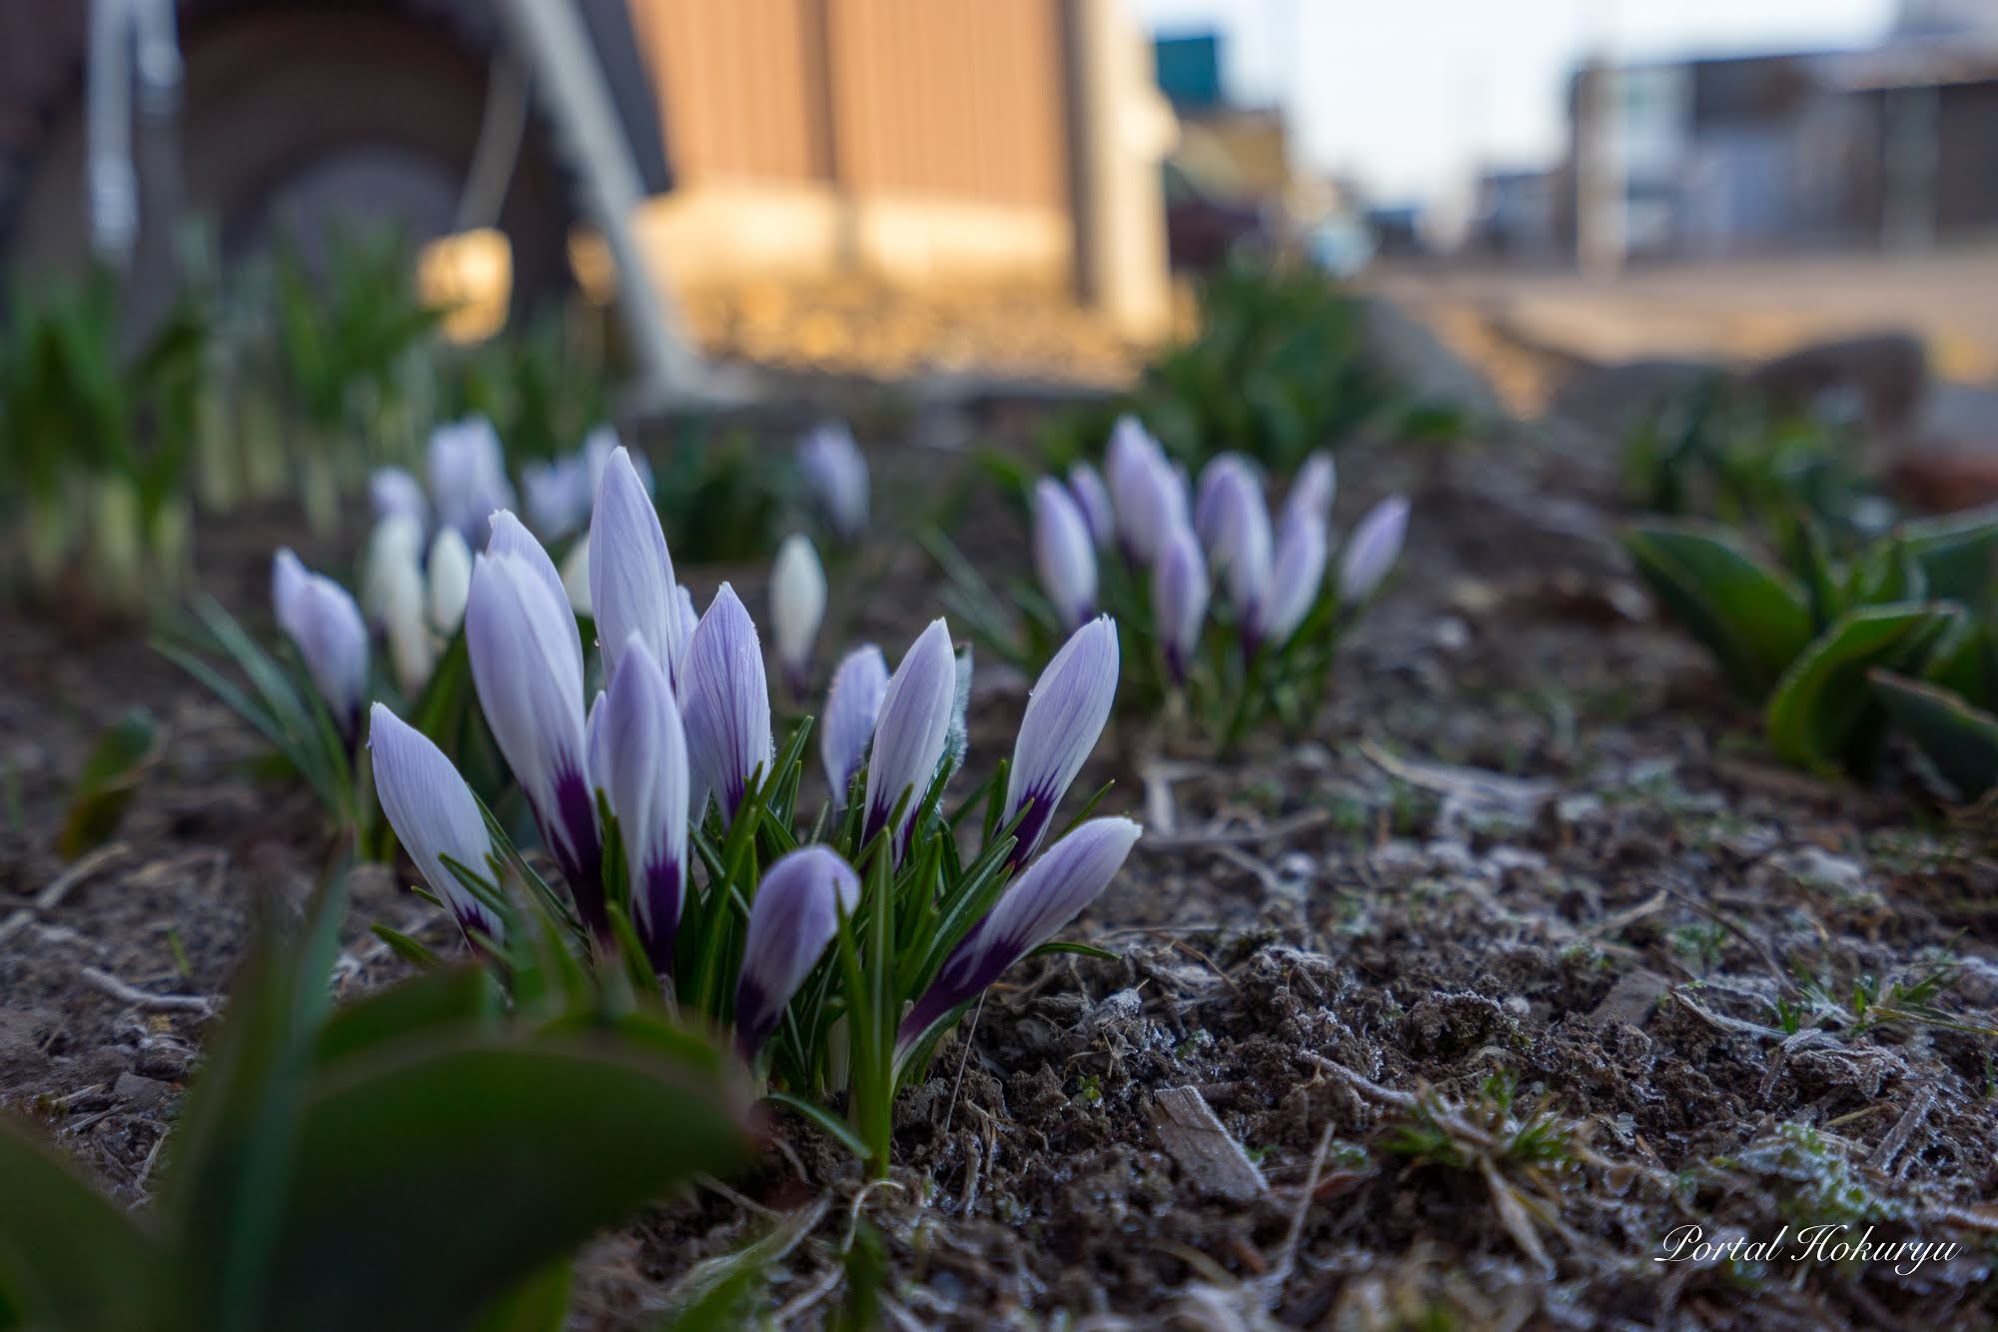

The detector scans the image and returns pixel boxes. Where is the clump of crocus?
[797,421,869,541]
[952,416,1407,752]
[369,446,1137,1175]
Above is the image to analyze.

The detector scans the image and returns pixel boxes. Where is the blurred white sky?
[1131,0,1897,205]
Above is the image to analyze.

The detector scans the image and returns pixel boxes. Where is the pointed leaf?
[254,1031,751,1332]
[314,966,499,1068]
[1871,670,1998,801]
[0,1121,163,1332]
[1765,603,1961,773]
[1624,521,1812,700]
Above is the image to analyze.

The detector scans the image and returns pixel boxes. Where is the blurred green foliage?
[1627,507,1998,784]
[1622,377,1887,554]
[438,310,608,465]
[0,271,205,614]
[1140,259,1383,473]
[0,879,751,1332]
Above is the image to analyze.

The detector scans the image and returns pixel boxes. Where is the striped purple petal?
[861,618,956,855]
[590,445,684,687]
[369,703,502,942]
[465,542,603,931]
[601,638,690,974]
[1002,616,1119,866]
[734,845,861,1058]
[821,643,889,809]
[899,817,1141,1057]
[680,583,773,826]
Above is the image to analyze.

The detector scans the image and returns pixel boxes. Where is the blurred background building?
[1564,0,1998,268]
[0,0,1179,387]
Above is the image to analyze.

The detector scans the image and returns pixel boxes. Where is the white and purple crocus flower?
[272,548,369,745]
[465,511,605,931]
[369,439,1136,1069]
[799,421,869,541]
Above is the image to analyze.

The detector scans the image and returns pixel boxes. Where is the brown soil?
[4,389,1996,1330]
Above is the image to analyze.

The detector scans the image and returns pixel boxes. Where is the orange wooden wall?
[627,0,1070,212]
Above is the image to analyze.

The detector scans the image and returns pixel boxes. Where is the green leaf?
[1871,670,1998,801]
[314,966,499,1068]
[155,878,351,1332]
[0,1120,163,1332]
[467,1264,571,1332]
[1764,603,1962,774]
[1901,504,1998,608]
[254,1031,751,1332]
[57,708,158,858]
[1624,521,1814,701]
[370,923,447,970]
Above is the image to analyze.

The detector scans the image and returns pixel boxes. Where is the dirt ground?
[3,367,1997,1329]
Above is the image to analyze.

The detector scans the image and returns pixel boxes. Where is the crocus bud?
[361,513,425,626]
[272,549,369,743]
[1152,522,1210,687]
[1002,617,1119,865]
[734,845,860,1059]
[1257,508,1330,647]
[861,618,956,855]
[1338,496,1410,605]
[1193,454,1259,549]
[600,639,689,974]
[465,532,602,930]
[1032,478,1096,633]
[380,552,437,698]
[426,527,473,634]
[1283,450,1337,532]
[821,644,889,809]
[1068,462,1115,550]
[488,510,567,609]
[427,417,515,542]
[590,446,683,687]
[899,817,1141,1057]
[680,583,773,825]
[369,704,502,942]
[770,533,827,696]
[1105,415,1186,565]
[798,422,869,540]
[369,466,428,531]
[1203,464,1273,626]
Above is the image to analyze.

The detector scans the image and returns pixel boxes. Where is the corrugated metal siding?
[630,0,819,181]
[629,0,1067,210]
